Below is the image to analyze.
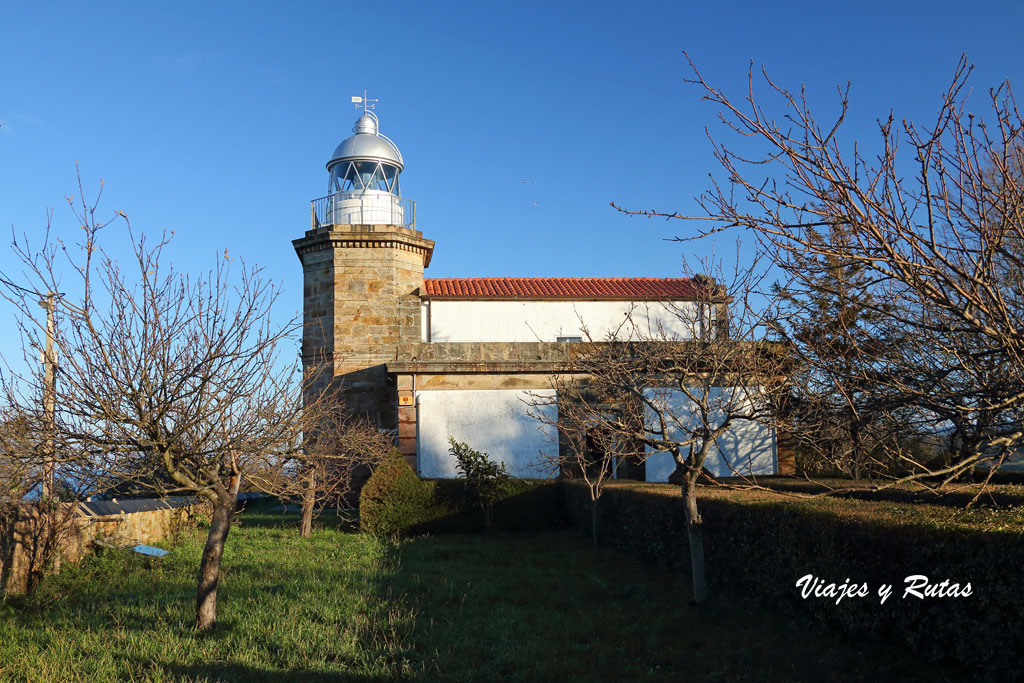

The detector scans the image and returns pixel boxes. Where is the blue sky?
[2,0,1023,364]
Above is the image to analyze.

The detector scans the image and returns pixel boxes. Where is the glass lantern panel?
[353,161,386,191]
[328,163,357,192]
[381,164,399,193]
[342,162,361,190]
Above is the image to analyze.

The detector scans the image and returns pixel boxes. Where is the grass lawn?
[0,502,956,682]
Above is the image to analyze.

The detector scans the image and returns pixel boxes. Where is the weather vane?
[351,90,379,115]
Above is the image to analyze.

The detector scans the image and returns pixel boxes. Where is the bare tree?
[534,266,789,601]
[0,403,99,593]
[617,55,1024,489]
[3,177,323,629]
[770,220,919,479]
[0,408,55,593]
[529,375,626,558]
[293,412,392,537]
[0,408,37,504]
[248,402,393,537]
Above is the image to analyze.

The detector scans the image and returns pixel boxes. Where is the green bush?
[449,438,512,533]
[359,451,564,536]
[563,481,1024,677]
[359,450,436,536]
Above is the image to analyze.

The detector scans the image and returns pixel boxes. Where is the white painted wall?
[422,300,704,342]
[417,389,559,479]
[643,386,777,481]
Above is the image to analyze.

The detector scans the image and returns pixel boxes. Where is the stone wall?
[294,223,434,428]
[396,340,578,367]
[1,497,208,595]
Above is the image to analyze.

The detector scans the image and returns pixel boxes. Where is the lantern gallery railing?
[311,191,416,229]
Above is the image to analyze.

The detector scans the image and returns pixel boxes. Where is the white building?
[294,106,784,482]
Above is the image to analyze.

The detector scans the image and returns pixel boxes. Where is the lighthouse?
[294,96,434,429]
[320,96,409,228]
[292,98,784,479]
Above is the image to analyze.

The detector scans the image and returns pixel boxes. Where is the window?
[327,160,401,194]
[557,336,583,343]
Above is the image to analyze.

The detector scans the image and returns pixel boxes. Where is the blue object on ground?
[132,544,169,557]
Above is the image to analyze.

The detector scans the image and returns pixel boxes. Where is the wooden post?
[40,292,56,502]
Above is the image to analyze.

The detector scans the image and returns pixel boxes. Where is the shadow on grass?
[145,660,387,682]
[1,500,970,681]
[369,530,961,682]
[233,501,358,532]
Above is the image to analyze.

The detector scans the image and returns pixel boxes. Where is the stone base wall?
[294,224,433,431]
[330,365,398,430]
[1,498,209,595]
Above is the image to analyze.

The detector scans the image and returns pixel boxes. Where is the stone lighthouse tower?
[293,97,434,429]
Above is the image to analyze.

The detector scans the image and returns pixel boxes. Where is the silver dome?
[327,113,404,171]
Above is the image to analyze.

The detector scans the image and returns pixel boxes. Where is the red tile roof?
[422,278,705,300]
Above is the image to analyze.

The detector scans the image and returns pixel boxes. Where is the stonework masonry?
[387,340,796,476]
[1,498,208,595]
[294,223,434,429]
[294,221,793,476]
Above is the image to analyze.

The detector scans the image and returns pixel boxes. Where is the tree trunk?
[849,417,863,480]
[682,477,708,603]
[300,471,315,538]
[590,496,599,560]
[195,494,237,631]
[482,503,493,535]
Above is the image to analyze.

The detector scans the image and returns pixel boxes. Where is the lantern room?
[312,99,414,229]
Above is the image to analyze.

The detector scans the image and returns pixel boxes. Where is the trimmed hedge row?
[360,452,564,535]
[563,481,1024,678]
[359,454,1022,675]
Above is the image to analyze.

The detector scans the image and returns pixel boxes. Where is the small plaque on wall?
[399,395,413,406]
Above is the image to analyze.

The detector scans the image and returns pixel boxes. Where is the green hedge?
[358,451,434,536]
[359,453,564,535]
[563,481,1024,678]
